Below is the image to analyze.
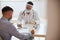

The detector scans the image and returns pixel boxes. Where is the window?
[0,0,47,40]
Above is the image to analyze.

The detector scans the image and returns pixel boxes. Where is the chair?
[0,36,3,40]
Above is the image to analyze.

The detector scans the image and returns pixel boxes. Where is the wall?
[0,2,2,18]
[46,0,59,40]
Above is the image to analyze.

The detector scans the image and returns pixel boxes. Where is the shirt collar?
[1,17,8,21]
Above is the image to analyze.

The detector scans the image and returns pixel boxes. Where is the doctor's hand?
[17,24,22,28]
[30,21,36,25]
[30,29,35,38]
[30,29,35,35]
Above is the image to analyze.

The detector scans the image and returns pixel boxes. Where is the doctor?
[17,1,40,34]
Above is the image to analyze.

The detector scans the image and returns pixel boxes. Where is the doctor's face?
[26,5,32,10]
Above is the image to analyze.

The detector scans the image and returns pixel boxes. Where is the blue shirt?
[0,17,31,40]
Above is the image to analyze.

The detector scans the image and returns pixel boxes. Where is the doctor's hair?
[2,6,13,13]
[27,1,33,6]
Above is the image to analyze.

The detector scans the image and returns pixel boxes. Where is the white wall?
[0,2,2,18]
[0,1,47,20]
[0,0,39,1]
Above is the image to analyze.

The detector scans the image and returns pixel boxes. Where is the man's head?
[2,6,13,21]
[26,1,33,10]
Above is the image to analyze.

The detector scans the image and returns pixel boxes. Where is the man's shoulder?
[32,9,37,12]
[32,9,38,15]
[20,10,25,13]
[0,18,11,26]
[19,10,26,15]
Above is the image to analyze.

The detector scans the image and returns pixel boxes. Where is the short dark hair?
[2,6,13,13]
[27,1,33,6]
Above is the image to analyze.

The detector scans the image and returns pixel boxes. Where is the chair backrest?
[0,36,3,40]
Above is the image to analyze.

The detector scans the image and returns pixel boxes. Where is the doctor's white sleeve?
[33,11,40,31]
[17,11,24,25]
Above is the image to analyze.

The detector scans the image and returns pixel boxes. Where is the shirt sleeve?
[8,23,32,40]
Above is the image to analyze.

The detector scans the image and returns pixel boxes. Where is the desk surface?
[11,24,46,40]
[33,34,46,37]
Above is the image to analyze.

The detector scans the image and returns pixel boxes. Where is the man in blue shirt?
[0,6,32,40]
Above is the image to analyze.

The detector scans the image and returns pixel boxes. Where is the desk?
[11,28,46,40]
[11,34,46,40]
[11,23,46,40]
[33,35,46,37]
